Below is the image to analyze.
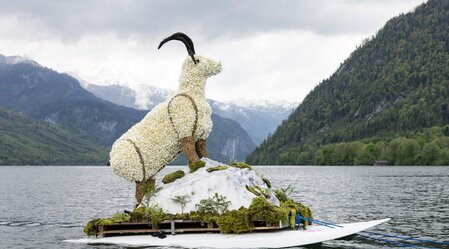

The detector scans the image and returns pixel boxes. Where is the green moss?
[82,195,314,236]
[207,165,229,173]
[262,177,271,188]
[190,211,219,224]
[129,205,166,226]
[162,170,185,184]
[217,208,251,234]
[246,185,271,198]
[111,212,130,223]
[83,218,100,236]
[280,198,313,227]
[83,213,131,236]
[255,186,271,198]
[189,160,206,173]
[246,185,261,196]
[289,209,296,229]
[229,161,253,170]
[248,197,288,223]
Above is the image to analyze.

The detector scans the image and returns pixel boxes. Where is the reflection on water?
[0,165,448,248]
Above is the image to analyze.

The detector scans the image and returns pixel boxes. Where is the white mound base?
[152,158,279,214]
[66,218,390,248]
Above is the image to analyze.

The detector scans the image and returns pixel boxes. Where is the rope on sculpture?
[168,93,199,138]
[124,138,146,180]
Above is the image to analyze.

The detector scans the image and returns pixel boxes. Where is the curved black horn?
[158,32,197,64]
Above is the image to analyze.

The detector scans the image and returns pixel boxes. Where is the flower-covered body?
[109,55,222,182]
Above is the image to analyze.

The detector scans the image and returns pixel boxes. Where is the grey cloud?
[0,0,423,41]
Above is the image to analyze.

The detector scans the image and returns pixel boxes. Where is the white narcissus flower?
[109,55,222,182]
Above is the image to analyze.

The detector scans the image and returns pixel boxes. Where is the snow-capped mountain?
[84,84,172,110]
[0,54,40,67]
[83,83,298,145]
[209,99,297,145]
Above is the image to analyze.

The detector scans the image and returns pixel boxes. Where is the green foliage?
[83,196,314,235]
[261,177,272,188]
[0,107,108,165]
[274,185,295,203]
[131,205,165,226]
[162,170,185,184]
[229,161,253,170]
[250,126,449,165]
[189,160,206,173]
[142,182,162,207]
[206,165,229,173]
[247,0,449,166]
[189,211,219,224]
[248,197,288,223]
[83,212,130,236]
[171,194,191,214]
[217,208,251,234]
[83,218,100,236]
[110,212,131,223]
[196,193,231,215]
[246,185,271,198]
[280,198,313,227]
[246,185,261,196]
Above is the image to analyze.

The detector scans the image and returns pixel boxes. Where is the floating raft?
[67,218,390,248]
[98,219,289,237]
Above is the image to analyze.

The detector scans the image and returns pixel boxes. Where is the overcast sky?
[0,0,425,103]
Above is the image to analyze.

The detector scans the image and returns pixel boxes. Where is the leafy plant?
[131,205,166,227]
[196,193,231,215]
[142,182,162,207]
[274,184,295,202]
[171,194,191,214]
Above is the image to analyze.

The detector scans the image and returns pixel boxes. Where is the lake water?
[0,166,448,249]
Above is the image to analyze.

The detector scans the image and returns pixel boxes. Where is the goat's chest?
[196,101,212,124]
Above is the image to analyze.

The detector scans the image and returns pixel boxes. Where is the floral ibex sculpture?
[108,33,222,204]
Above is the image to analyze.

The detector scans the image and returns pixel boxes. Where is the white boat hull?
[66,218,390,248]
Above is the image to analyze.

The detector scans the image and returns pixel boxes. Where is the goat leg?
[135,177,155,206]
[195,139,208,158]
[181,136,199,162]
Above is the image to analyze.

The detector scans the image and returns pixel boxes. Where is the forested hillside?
[247,0,449,165]
[0,107,108,165]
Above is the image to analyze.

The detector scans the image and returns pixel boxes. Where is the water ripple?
[1,165,448,249]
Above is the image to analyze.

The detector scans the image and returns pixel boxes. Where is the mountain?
[247,0,449,166]
[85,83,171,110]
[0,107,108,165]
[83,83,297,144]
[0,55,254,163]
[209,99,296,144]
[0,59,144,146]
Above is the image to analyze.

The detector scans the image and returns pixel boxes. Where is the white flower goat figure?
[108,33,222,204]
